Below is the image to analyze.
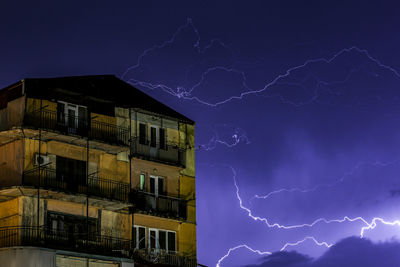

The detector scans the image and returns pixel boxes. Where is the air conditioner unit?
[34,154,50,166]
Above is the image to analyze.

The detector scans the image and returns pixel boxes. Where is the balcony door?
[149,126,159,157]
[47,211,97,241]
[149,176,164,196]
[150,126,166,150]
[56,156,87,192]
[57,101,88,135]
[149,176,164,210]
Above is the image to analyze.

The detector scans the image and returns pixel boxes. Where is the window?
[159,128,166,150]
[139,123,147,145]
[47,211,97,239]
[148,228,176,252]
[138,123,167,149]
[133,226,146,249]
[150,176,164,196]
[150,126,157,147]
[139,173,146,191]
[56,156,87,189]
[57,101,88,134]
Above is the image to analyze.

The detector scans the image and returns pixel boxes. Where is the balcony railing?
[23,167,130,203]
[0,226,132,258]
[24,108,129,146]
[130,137,186,167]
[130,190,187,220]
[133,249,197,267]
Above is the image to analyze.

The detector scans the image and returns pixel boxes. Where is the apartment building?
[0,75,196,267]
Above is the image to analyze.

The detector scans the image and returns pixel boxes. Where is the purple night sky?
[2,1,400,266]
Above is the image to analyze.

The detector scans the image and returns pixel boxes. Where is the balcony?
[23,167,130,203]
[133,249,197,267]
[130,190,187,220]
[0,226,132,258]
[130,137,186,167]
[24,108,129,146]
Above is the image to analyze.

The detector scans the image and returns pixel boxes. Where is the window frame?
[133,225,147,250]
[57,101,88,133]
[139,173,146,191]
[149,175,165,196]
[147,227,176,253]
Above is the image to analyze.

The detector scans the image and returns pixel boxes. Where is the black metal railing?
[130,137,186,167]
[133,249,197,267]
[23,167,130,203]
[131,190,187,220]
[0,226,132,258]
[24,108,129,146]
[91,120,129,146]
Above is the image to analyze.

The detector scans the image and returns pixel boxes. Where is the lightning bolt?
[198,125,250,151]
[216,236,332,267]
[252,159,400,201]
[215,164,400,266]
[121,18,400,108]
[121,19,400,267]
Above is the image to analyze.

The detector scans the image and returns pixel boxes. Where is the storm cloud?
[244,237,400,267]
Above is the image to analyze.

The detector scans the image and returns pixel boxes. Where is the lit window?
[140,173,146,191]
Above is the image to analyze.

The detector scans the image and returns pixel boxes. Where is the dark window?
[159,128,166,150]
[139,227,146,249]
[150,177,155,194]
[78,106,88,131]
[149,177,164,195]
[150,127,157,147]
[139,123,147,145]
[57,102,65,125]
[168,232,176,252]
[158,178,164,196]
[46,211,97,239]
[134,226,147,249]
[159,230,166,250]
[56,156,87,190]
[150,230,156,249]
[67,108,76,128]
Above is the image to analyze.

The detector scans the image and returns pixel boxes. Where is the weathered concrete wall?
[180,123,195,178]
[7,96,26,129]
[0,247,55,267]
[47,199,98,218]
[0,95,25,131]
[0,139,23,187]
[0,247,134,267]
[178,222,197,257]
[24,139,48,170]
[22,196,45,227]
[100,210,131,238]
[56,254,127,267]
[180,175,196,223]
[134,214,179,233]
[26,98,56,113]
[0,198,21,227]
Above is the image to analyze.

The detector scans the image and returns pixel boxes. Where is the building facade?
[0,75,196,267]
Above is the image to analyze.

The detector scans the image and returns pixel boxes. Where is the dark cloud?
[243,237,400,267]
[244,251,311,267]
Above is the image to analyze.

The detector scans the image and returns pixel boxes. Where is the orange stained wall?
[131,158,180,196]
